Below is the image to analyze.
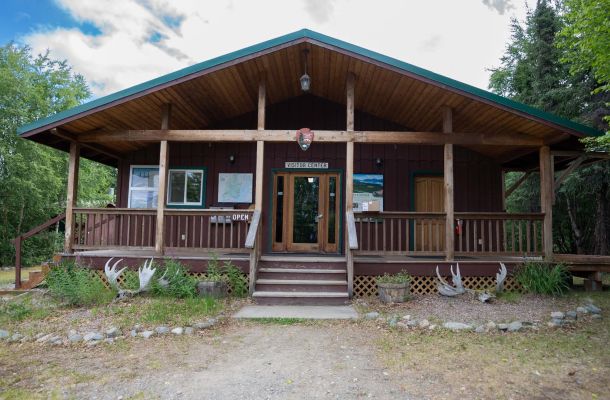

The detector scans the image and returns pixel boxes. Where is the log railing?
[353,212,446,255]
[72,208,254,251]
[455,212,544,256]
[346,211,358,297]
[164,209,253,252]
[245,210,262,295]
[12,212,66,289]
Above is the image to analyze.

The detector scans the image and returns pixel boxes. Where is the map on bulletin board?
[218,173,253,203]
[353,174,383,212]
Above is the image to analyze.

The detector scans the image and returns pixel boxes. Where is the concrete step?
[253,291,350,306]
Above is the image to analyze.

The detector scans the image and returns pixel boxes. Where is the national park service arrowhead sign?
[296,128,314,151]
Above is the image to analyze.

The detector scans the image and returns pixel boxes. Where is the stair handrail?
[346,210,358,298]
[11,212,66,289]
[346,211,358,250]
[245,210,262,295]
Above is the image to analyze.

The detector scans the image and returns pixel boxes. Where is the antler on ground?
[103,258,157,299]
[496,262,507,293]
[435,264,466,297]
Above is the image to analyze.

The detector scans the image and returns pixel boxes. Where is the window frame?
[166,167,207,208]
[128,165,160,209]
[127,165,207,209]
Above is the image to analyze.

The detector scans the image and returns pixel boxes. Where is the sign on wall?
[218,173,253,203]
[353,174,384,212]
[284,162,329,169]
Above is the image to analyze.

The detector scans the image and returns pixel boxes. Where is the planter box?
[378,282,410,303]
[197,281,228,298]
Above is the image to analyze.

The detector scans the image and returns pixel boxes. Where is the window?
[129,166,159,208]
[128,166,205,208]
[167,169,204,206]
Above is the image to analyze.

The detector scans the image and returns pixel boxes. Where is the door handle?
[315,214,323,223]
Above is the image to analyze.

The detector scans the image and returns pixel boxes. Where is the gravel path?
[68,323,404,399]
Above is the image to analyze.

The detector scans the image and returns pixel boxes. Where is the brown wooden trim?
[505,171,533,199]
[64,142,80,253]
[78,129,544,146]
[539,146,553,260]
[155,104,171,254]
[443,107,454,261]
[51,128,121,160]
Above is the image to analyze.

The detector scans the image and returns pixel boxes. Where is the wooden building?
[16,29,609,302]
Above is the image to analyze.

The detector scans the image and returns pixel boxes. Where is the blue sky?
[1,0,533,98]
[1,0,100,44]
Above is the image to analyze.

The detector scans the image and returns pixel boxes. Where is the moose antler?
[436,264,466,297]
[436,262,509,300]
[496,262,507,293]
[103,258,158,299]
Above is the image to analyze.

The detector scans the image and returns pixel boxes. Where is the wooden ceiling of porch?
[28,39,582,164]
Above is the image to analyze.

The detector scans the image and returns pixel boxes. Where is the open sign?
[232,214,250,222]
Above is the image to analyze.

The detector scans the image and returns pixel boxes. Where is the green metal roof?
[18,28,603,137]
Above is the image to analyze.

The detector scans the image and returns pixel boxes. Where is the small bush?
[224,261,248,297]
[46,261,115,306]
[151,259,198,298]
[205,256,225,282]
[377,270,412,284]
[515,262,570,296]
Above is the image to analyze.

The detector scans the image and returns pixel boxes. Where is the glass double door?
[272,172,340,253]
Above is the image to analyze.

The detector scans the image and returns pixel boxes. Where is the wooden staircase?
[252,256,350,305]
[20,264,50,290]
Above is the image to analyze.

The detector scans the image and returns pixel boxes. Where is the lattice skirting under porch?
[92,270,248,296]
[353,275,524,297]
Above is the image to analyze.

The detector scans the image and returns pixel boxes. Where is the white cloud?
[482,0,515,15]
[23,0,533,97]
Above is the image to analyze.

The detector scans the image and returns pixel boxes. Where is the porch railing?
[72,208,253,252]
[352,211,544,257]
[455,212,544,256]
[353,212,446,256]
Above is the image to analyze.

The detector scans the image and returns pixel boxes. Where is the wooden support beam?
[505,171,533,199]
[64,142,80,253]
[539,146,553,260]
[51,128,120,160]
[346,73,355,298]
[443,107,454,261]
[255,79,265,210]
[155,104,171,255]
[501,170,507,211]
[77,129,545,146]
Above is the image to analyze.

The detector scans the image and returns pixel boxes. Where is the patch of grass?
[515,262,570,296]
[0,295,52,325]
[94,296,222,328]
[497,291,522,303]
[0,388,46,400]
[250,317,308,325]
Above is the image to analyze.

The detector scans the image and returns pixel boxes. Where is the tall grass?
[46,261,116,306]
[515,262,570,296]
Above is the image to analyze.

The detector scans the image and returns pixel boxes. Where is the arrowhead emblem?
[296,128,314,151]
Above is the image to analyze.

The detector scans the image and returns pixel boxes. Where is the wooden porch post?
[443,107,454,261]
[255,79,265,210]
[539,146,553,260]
[64,141,80,253]
[249,79,265,295]
[346,73,355,298]
[155,104,171,255]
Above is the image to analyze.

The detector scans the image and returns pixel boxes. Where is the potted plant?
[377,270,412,303]
[197,256,228,298]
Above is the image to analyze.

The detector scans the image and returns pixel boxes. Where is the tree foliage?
[0,43,115,267]
[489,0,609,255]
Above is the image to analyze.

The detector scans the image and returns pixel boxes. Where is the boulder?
[184,327,195,335]
[550,311,565,320]
[83,332,104,342]
[193,320,216,330]
[364,312,380,320]
[443,322,473,331]
[507,321,523,332]
[497,323,509,331]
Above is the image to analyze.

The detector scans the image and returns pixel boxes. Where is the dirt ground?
[1,292,609,399]
[1,315,609,400]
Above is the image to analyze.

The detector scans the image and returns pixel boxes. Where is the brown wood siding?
[116,94,503,252]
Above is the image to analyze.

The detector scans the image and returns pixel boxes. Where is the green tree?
[0,43,115,267]
[489,0,609,255]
